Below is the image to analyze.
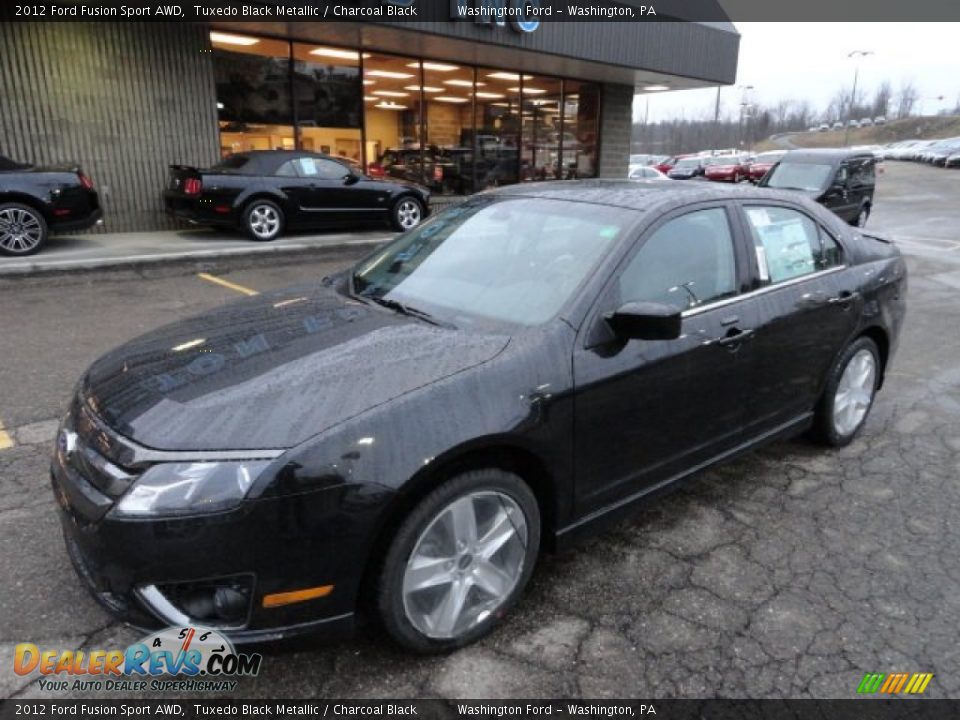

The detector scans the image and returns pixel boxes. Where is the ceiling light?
[474,92,505,99]
[434,96,469,103]
[488,72,533,81]
[511,87,546,94]
[405,85,444,93]
[362,80,375,85]
[445,79,482,87]
[309,47,369,61]
[375,102,407,110]
[643,85,670,91]
[373,90,410,97]
[209,32,259,46]
[365,70,415,79]
[364,96,378,101]
[411,62,460,72]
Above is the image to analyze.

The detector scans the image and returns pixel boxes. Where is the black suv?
[759,149,876,227]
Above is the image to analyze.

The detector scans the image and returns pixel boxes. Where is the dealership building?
[0,13,739,232]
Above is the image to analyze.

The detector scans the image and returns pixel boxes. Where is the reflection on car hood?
[82,285,508,451]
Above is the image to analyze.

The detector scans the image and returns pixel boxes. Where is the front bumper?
[51,431,393,645]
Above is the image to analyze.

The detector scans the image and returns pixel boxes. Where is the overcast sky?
[634,23,960,123]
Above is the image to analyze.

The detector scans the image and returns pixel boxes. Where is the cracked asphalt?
[1,162,959,699]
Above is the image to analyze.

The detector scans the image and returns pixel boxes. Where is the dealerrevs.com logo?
[14,626,262,693]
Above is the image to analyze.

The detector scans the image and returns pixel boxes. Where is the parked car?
[945,152,960,168]
[164,151,430,240]
[53,180,906,652]
[628,166,669,180]
[703,155,750,183]
[653,154,695,174]
[859,118,874,127]
[921,138,960,166]
[667,157,707,179]
[847,119,860,129]
[818,124,830,132]
[744,151,787,183]
[874,116,886,125]
[0,155,102,256]
[832,121,845,130]
[759,149,877,227]
[368,147,462,194]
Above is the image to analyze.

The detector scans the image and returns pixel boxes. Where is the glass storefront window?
[561,81,600,179]
[521,76,563,182]
[292,43,363,168]
[363,54,423,184]
[212,33,294,156]
[210,31,600,190]
[424,62,474,194]
[474,68,523,190]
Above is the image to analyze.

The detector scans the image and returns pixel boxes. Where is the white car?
[629,166,669,181]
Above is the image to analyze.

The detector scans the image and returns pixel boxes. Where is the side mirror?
[343,172,360,185]
[604,301,682,341]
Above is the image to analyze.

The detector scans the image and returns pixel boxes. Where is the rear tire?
[376,469,540,653]
[852,205,870,228]
[812,336,880,447]
[0,202,48,256]
[243,200,284,242]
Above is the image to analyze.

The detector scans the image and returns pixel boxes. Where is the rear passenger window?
[617,208,737,310]
[744,206,842,285]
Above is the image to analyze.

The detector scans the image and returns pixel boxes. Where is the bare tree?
[895,80,920,119]
[871,81,892,117]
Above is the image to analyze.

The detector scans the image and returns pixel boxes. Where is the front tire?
[243,200,284,242]
[0,202,48,256]
[812,336,880,446]
[391,197,424,232]
[376,469,540,653]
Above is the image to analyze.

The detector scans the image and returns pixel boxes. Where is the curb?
[0,235,391,281]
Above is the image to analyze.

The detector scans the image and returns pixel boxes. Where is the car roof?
[483,179,819,214]
[223,150,350,173]
[782,149,875,164]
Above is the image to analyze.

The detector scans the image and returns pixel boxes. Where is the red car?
[704,155,751,183]
[744,151,786,183]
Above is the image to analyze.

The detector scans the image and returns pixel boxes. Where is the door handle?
[827,290,859,307]
[716,327,754,347]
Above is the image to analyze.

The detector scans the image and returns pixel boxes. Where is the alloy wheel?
[402,491,528,640]
[248,204,280,239]
[833,348,877,436]
[856,207,869,228]
[0,207,43,253]
[396,200,422,230]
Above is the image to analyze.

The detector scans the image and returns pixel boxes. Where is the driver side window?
[617,208,737,310]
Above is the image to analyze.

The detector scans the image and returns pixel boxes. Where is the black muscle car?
[164,150,431,241]
[0,155,102,256]
[54,181,906,653]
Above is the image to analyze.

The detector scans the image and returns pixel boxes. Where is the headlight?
[113,460,272,518]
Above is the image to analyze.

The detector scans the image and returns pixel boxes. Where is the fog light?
[153,576,253,626]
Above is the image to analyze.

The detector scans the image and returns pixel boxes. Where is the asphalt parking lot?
[2,162,959,700]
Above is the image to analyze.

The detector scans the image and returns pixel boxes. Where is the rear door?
[737,202,861,433]
[822,163,858,222]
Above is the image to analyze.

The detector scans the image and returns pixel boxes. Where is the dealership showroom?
[2,6,960,710]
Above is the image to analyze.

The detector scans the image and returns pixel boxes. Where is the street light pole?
[737,84,754,150]
[844,50,873,147]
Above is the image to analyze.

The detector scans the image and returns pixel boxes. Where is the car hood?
[81,285,509,452]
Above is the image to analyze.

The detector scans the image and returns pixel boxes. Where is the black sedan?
[54,181,906,652]
[164,151,431,241]
[0,155,102,256]
[667,156,708,179]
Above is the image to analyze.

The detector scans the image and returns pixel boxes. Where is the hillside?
[754,115,960,152]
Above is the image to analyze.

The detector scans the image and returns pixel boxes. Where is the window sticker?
[756,219,815,282]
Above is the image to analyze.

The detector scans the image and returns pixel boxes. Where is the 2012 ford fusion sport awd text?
[52,180,906,653]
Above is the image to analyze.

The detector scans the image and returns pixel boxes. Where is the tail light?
[183,177,203,196]
[368,163,385,177]
[433,165,443,182]
[78,173,94,190]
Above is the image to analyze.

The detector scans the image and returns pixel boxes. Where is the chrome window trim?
[681,265,847,318]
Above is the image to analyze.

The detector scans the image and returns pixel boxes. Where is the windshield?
[351,197,634,328]
[675,158,701,168]
[764,162,834,191]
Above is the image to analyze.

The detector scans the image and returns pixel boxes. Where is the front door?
[821,163,858,222]
[573,205,756,514]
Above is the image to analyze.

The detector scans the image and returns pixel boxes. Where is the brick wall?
[597,83,634,180]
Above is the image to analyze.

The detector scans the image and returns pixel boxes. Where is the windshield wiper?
[367,296,449,327]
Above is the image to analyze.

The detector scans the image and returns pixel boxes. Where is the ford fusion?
[53,181,906,653]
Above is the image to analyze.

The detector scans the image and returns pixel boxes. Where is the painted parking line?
[196,272,259,297]
[0,419,15,450]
